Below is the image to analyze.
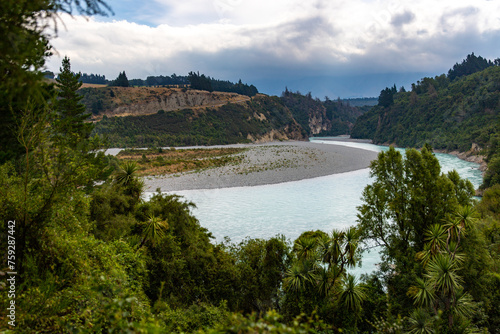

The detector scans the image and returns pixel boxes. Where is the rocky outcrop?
[447,143,487,171]
[308,108,330,135]
[92,87,250,119]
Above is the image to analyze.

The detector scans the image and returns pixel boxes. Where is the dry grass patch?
[117,147,246,176]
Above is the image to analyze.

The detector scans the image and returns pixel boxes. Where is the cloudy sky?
[46,0,500,97]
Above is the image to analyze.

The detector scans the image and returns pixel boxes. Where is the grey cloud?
[240,15,339,57]
[391,11,416,27]
[440,6,480,31]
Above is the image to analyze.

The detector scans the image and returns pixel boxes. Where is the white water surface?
[146,138,483,275]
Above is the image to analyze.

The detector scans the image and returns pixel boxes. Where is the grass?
[116,147,246,176]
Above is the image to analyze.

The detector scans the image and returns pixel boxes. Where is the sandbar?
[142,141,378,192]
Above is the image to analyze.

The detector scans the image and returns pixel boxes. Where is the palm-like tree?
[294,237,318,261]
[284,259,316,293]
[422,253,468,328]
[138,214,169,249]
[413,277,436,309]
[343,227,359,267]
[411,206,478,331]
[339,274,366,313]
[426,253,462,297]
[407,308,435,334]
[319,230,343,266]
[114,161,140,186]
[114,161,144,202]
[417,224,447,266]
[452,290,475,321]
[319,227,359,271]
[446,205,478,234]
[315,266,330,297]
[443,205,478,257]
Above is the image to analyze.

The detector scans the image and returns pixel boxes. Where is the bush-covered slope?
[351,66,500,151]
[93,95,306,147]
[280,90,367,136]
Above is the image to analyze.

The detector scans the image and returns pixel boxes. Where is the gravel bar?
[143,141,378,191]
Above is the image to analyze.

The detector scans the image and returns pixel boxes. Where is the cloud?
[46,0,500,96]
[391,11,416,27]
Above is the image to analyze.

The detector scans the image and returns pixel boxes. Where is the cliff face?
[113,90,251,117]
[308,107,330,135]
[280,92,363,136]
[80,87,251,119]
[90,89,306,147]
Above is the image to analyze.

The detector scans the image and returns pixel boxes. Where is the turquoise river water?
[150,138,483,275]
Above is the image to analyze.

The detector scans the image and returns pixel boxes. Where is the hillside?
[83,86,368,147]
[79,86,251,118]
[92,94,306,147]
[351,65,500,151]
[280,90,368,136]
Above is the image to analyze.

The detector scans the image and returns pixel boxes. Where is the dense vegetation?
[188,71,259,97]
[80,86,368,147]
[78,70,258,96]
[351,59,500,151]
[93,95,305,147]
[280,88,369,136]
[1,2,499,333]
[109,71,130,87]
[136,74,189,87]
[78,73,108,85]
[78,86,117,114]
[448,53,499,81]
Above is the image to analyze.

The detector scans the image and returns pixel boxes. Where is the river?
[148,138,483,275]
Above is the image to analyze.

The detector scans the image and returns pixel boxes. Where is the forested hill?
[92,94,307,147]
[280,89,369,136]
[351,59,500,152]
[83,86,367,147]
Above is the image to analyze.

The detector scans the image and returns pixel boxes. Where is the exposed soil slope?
[79,86,251,119]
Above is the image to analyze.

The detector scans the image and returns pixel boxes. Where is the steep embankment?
[91,93,306,147]
[79,86,251,119]
[81,86,369,147]
[280,91,367,136]
[351,66,500,153]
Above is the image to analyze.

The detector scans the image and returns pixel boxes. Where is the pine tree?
[111,71,129,87]
[55,56,93,148]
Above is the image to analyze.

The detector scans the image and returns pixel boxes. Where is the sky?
[46,0,500,98]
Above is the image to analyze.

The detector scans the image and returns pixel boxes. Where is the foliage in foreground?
[0,2,499,332]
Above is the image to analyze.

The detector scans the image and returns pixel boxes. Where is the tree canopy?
[110,71,130,87]
[1,2,499,331]
[448,52,499,81]
[351,58,500,152]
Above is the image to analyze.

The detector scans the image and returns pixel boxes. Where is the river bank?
[316,137,487,173]
[142,141,378,191]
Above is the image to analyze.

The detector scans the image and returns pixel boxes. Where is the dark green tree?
[378,85,397,107]
[356,146,475,315]
[110,71,129,87]
[0,0,112,163]
[55,56,93,148]
[448,52,496,81]
[410,206,481,332]
[188,71,213,92]
[0,0,111,278]
[0,0,53,162]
